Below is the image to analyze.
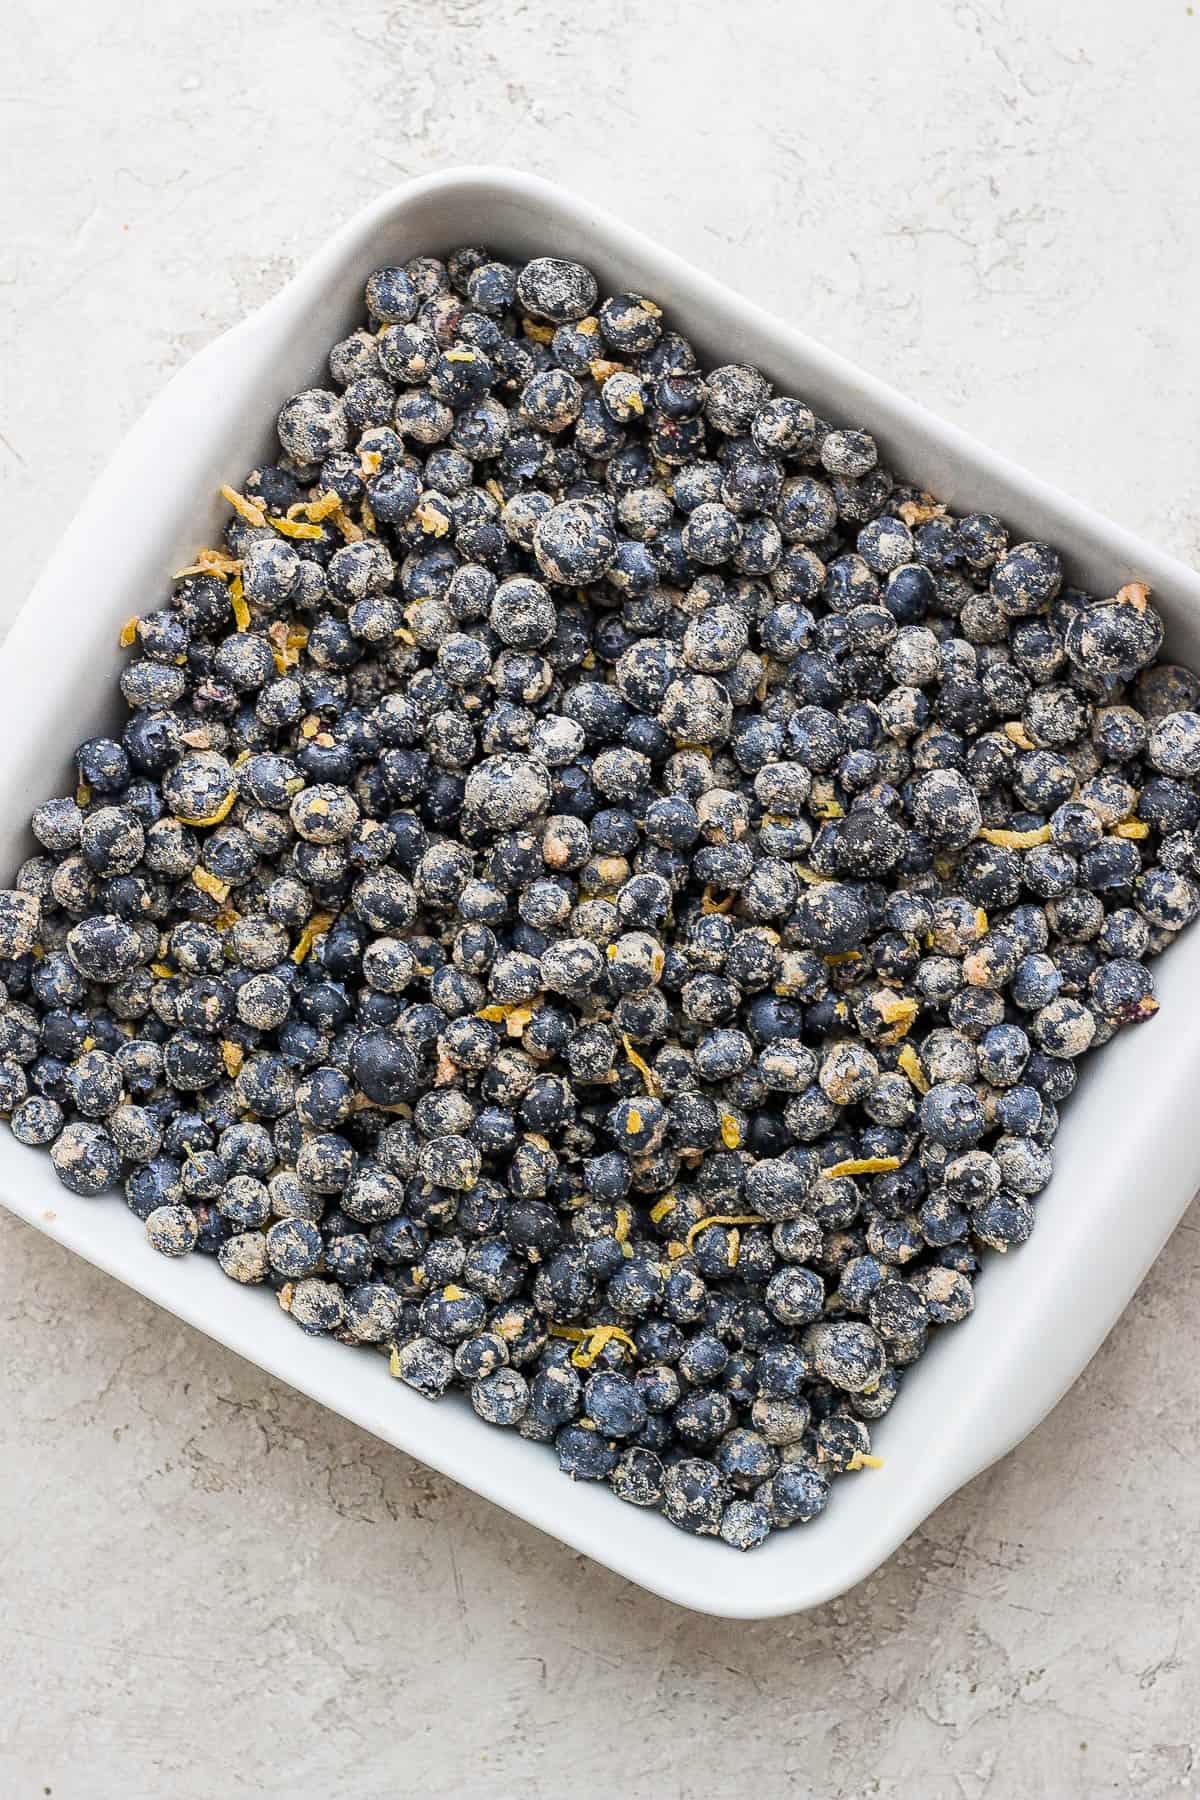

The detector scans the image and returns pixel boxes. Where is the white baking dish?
[4,166,1200,1619]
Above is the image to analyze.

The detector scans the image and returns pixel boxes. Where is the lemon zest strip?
[174,789,237,828]
[683,1213,764,1253]
[548,1323,638,1368]
[220,485,267,527]
[292,912,335,964]
[192,867,230,902]
[977,824,1050,849]
[820,1156,901,1179]
[622,1034,660,1097]
[847,1452,885,1472]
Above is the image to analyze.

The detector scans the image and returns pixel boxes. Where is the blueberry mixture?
[3,245,1199,1555]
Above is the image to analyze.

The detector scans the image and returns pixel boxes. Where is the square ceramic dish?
[4,167,1200,1619]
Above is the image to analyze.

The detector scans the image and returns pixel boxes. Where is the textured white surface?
[2,0,1199,1793]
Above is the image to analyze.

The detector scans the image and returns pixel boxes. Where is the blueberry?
[516,258,598,324]
[50,1120,121,1195]
[768,1462,830,1526]
[146,1203,199,1257]
[556,1423,619,1481]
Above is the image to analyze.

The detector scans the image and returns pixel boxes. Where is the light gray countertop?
[2,2,1199,1794]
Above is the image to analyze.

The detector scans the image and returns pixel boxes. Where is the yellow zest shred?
[577,317,599,336]
[548,1322,638,1368]
[810,785,844,821]
[271,630,309,673]
[877,994,919,1044]
[1115,819,1150,839]
[229,575,250,631]
[477,997,542,1037]
[75,782,92,807]
[445,348,476,363]
[360,499,376,535]
[150,962,174,979]
[625,1107,643,1135]
[175,789,237,828]
[221,1040,244,1077]
[976,824,1051,849]
[1136,996,1160,1019]
[665,1239,688,1260]
[359,450,383,478]
[521,320,554,344]
[484,478,506,506]
[267,619,309,674]
[269,515,323,540]
[310,493,362,541]
[622,1034,660,1098]
[823,951,860,967]
[351,1095,412,1117]
[821,1155,901,1179]
[847,1452,885,1472]
[975,908,989,933]
[442,1285,465,1301]
[649,1196,677,1224]
[614,1206,634,1259]
[296,491,341,523]
[119,617,139,648]
[81,1036,96,1052]
[213,904,240,932]
[174,548,243,580]
[220,484,267,527]
[1003,721,1036,750]
[589,358,624,383]
[192,867,230,902]
[720,1112,742,1150]
[701,887,735,914]
[793,865,829,886]
[726,1228,741,1269]
[897,1044,929,1093]
[684,1214,764,1253]
[896,498,946,526]
[580,649,596,670]
[416,500,451,537]
[292,912,334,964]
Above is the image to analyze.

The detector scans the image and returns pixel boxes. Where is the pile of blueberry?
[3,245,1199,1554]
